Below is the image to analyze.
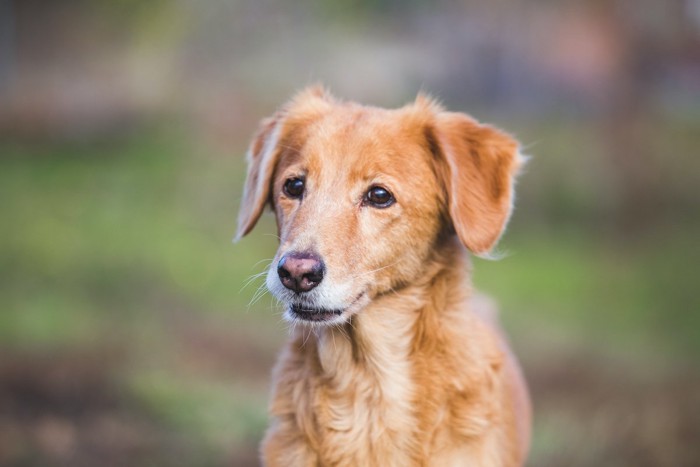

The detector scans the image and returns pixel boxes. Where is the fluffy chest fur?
[261,253,519,467]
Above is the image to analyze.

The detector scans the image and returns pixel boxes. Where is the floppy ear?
[431,112,523,255]
[234,113,284,241]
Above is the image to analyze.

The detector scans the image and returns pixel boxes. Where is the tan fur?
[237,86,531,466]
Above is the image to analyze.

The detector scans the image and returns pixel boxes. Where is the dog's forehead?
[298,105,431,179]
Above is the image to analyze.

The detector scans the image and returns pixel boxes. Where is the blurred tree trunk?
[603,0,694,231]
[604,1,659,231]
[0,0,15,94]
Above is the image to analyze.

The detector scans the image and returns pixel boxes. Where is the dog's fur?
[236,87,531,466]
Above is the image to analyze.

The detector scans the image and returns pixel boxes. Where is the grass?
[474,224,700,362]
[129,371,268,449]
[0,129,277,345]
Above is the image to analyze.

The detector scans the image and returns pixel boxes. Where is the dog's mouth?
[289,304,344,322]
[286,292,367,324]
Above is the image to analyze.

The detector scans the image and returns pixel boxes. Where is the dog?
[236,86,531,466]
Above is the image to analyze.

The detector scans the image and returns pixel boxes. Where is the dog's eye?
[283,178,305,199]
[364,186,395,208]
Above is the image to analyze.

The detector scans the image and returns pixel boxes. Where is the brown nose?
[277,252,325,293]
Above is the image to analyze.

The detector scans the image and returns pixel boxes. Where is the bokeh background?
[1,0,699,465]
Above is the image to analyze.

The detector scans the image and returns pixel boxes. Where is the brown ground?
[0,342,698,467]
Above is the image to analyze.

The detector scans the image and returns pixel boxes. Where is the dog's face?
[237,87,522,325]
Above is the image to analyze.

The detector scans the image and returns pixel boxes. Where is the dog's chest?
[266,314,508,466]
[300,337,493,466]
[313,377,416,465]
[305,327,419,465]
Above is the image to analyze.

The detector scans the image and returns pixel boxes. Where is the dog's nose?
[277,252,325,293]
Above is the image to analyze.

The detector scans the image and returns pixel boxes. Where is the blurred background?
[1,0,699,465]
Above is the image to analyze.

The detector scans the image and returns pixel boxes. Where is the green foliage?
[474,225,700,359]
[130,371,268,449]
[0,130,277,346]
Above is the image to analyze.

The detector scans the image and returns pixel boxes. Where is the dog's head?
[236,87,523,325]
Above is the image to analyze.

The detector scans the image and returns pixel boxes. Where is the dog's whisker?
[330,325,339,353]
[240,273,266,291]
[302,326,311,347]
[248,285,269,308]
[239,265,271,294]
[349,261,400,280]
[251,257,274,269]
[245,279,271,309]
[347,258,406,281]
[246,286,267,305]
[344,315,358,335]
[335,322,351,343]
[252,280,269,298]
[240,271,268,293]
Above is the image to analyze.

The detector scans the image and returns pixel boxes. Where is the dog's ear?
[235,85,333,241]
[234,113,284,241]
[430,112,523,255]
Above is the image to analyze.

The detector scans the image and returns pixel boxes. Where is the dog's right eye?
[283,178,305,199]
[364,185,395,208]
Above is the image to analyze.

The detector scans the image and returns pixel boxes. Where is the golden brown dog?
[236,86,531,466]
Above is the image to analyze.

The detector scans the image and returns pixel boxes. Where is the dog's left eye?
[283,178,305,199]
[364,186,395,208]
